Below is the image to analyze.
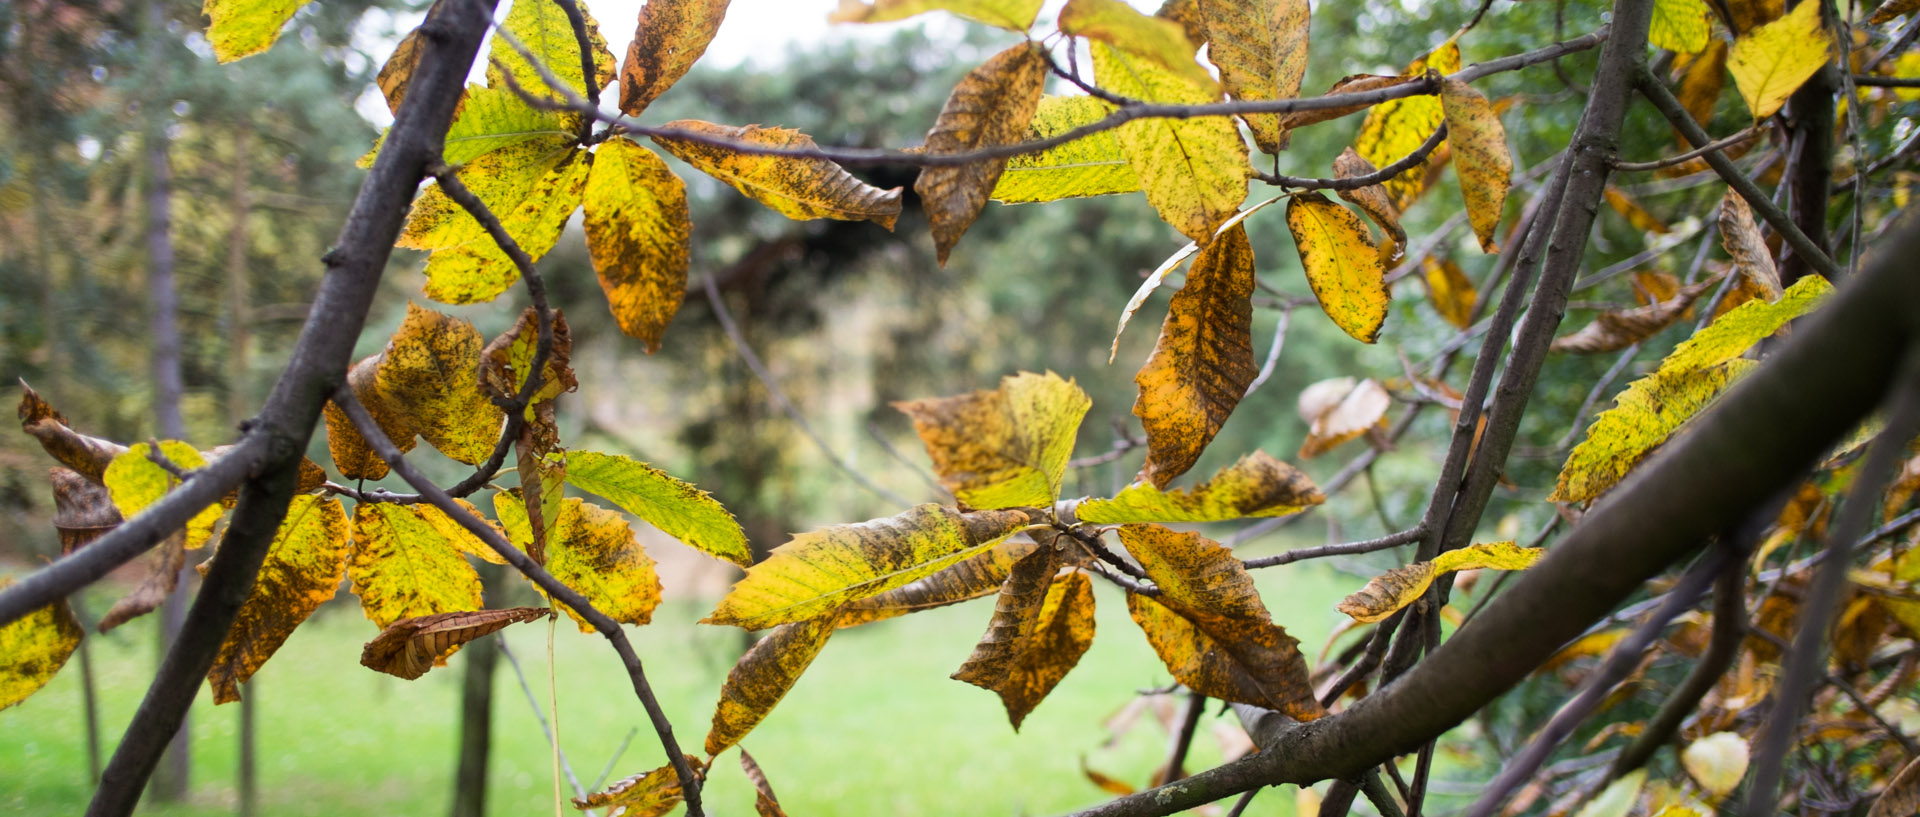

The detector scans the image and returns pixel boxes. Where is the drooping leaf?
[1336,541,1541,623]
[1651,0,1714,54]
[953,551,1097,729]
[486,0,617,104]
[368,304,508,466]
[376,26,426,115]
[407,148,591,306]
[1062,0,1213,89]
[1076,451,1323,523]
[97,533,185,633]
[1297,377,1389,458]
[208,496,351,703]
[575,755,706,816]
[16,382,127,483]
[704,504,1032,630]
[1440,77,1512,253]
[1353,42,1460,210]
[103,442,223,551]
[495,493,664,633]
[563,450,750,568]
[1727,0,1832,120]
[705,614,838,756]
[360,607,549,681]
[739,749,790,817]
[479,307,577,410]
[349,502,484,629]
[1276,73,1423,133]
[917,42,1049,265]
[652,120,903,229]
[1421,255,1476,329]
[1132,223,1257,488]
[1109,196,1283,363]
[828,0,1044,30]
[0,579,82,711]
[1332,148,1407,260]
[1551,360,1758,503]
[620,0,731,116]
[1551,275,1721,353]
[1120,524,1321,720]
[204,0,308,63]
[990,95,1140,203]
[515,404,566,565]
[1199,0,1310,154]
[1869,755,1920,817]
[50,468,120,555]
[1287,193,1388,343]
[1090,42,1249,244]
[1680,732,1750,798]
[836,537,1040,628]
[1718,189,1785,299]
[894,371,1091,510]
[581,137,692,352]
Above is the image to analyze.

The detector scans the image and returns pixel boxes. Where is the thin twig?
[863,422,950,499]
[1850,74,1920,87]
[1612,125,1761,172]
[591,727,640,791]
[1242,527,1426,570]
[496,638,591,804]
[1256,126,1448,190]
[1242,307,1291,400]
[1161,691,1206,784]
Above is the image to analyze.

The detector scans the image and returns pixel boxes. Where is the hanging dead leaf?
[953,550,1097,728]
[1718,189,1784,300]
[0,578,82,711]
[917,42,1048,265]
[620,0,731,116]
[16,382,127,483]
[50,468,120,555]
[1550,275,1722,354]
[836,537,1040,628]
[514,403,565,565]
[1421,255,1476,329]
[582,136,692,353]
[1288,193,1388,343]
[652,120,903,229]
[1440,77,1512,252]
[575,755,706,816]
[1076,451,1323,524]
[1297,377,1389,459]
[896,371,1091,510]
[739,749,790,817]
[209,495,353,702]
[96,532,186,633]
[361,606,549,681]
[1332,148,1407,260]
[706,614,839,756]
[1199,0,1310,154]
[1133,223,1258,488]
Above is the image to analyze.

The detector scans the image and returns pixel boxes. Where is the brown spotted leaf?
[208,496,352,702]
[1332,148,1406,261]
[1719,188,1784,300]
[1297,377,1389,459]
[562,450,750,568]
[50,468,120,555]
[322,354,415,481]
[1120,524,1321,719]
[495,494,663,633]
[349,502,483,629]
[1155,0,1209,47]
[575,755,706,816]
[0,579,82,711]
[1440,77,1512,252]
[1132,223,1257,489]
[895,371,1091,510]
[916,42,1048,265]
[1354,43,1460,210]
[705,614,839,756]
[954,555,1096,729]
[1288,193,1388,344]
[706,504,1031,630]
[739,749,790,817]
[620,0,731,116]
[486,0,616,104]
[375,303,507,467]
[1077,451,1322,524]
[1089,42,1249,244]
[1199,0,1310,154]
[479,307,577,409]
[1551,276,1722,354]
[583,137,692,353]
[376,26,425,115]
[17,382,127,483]
[652,120,903,229]
[836,537,1040,628]
[360,606,549,681]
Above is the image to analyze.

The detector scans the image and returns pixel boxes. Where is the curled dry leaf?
[209,495,353,702]
[50,468,120,555]
[1199,0,1310,154]
[1727,0,1831,120]
[620,0,731,117]
[1120,524,1322,720]
[0,578,83,711]
[360,606,550,681]
[1550,275,1722,354]
[582,137,692,353]
[917,42,1048,265]
[1133,223,1258,489]
[349,502,484,629]
[1089,42,1249,245]
[1332,148,1407,261]
[1869,754,1920,817]
[990,95,1140,204]
[1297,377,1389,459]
[17,382,128,483]
[515,404,565,564]
[1336,541,1542,623]
[1870,0,1920,24]
[1061,0,1213,90]
[1421,255,1476,329]
[739,749,790,817]
[652,119,904,229]
[574,754,706,816]
[836,537,1040,628]
[706,614,839,756]
[1288,193,1389,344]
[1076,451,1323,524]
[1718,189,1784,300]
[97,532,186,633]
[1440,77,1512,253]
[829,0,1045,30]
[705,504,1032,630]
[953,550,1098,728]
[895,371,1091,510]
[479,307,577,408]
[1355,42,1460,210]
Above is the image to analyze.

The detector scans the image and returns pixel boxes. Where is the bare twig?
[1161,692,1206,784]
[496,638,591,805]
[1242,527,1426,570]
[863,422,950,499]
[1611,125,1761,172]
[590,727,641,792]
[1850,74,1920,87]
[1256,126,1448,190]
[1242,307,1291,400]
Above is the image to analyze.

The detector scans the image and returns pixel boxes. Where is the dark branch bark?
[1782,59,1837,284]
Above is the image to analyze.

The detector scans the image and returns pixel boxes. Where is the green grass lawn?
[1,562,1359,817]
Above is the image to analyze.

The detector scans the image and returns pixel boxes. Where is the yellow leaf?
[705,615,838,755]
[1333,148,1408,260]
[1576,770,1646,817]
[560,451,748,567]
[991,95,1140,203]
[1681,732,1750,798]
[1552,359,1757,503]
[1090,42,1249,244]
[358,84,581,171]
[1354,42,1460,210]
[1420,255,1476,329]
[917,42,1049,265]
[0,579,82,711]
[576,755,706,816]
[1077,451,1323,523]
[495,494,664,633]
[414,148,591,306]
[1550,275,1721,354]
[1062,0,1213,90]
[361,607,550,681]
[835,538,1040,628]
[1718,189,1785,299]
[1429,540,1542,572]
[1337,541,1541,623]
[208,495,351,703]
[373,304,508,466]
[1082,757,1138,795]
[828,0,1043,30]
[1297,377,1389,458]
[1120,524,1322,720]
[397,136,572,251]
[705,504,1031,630]
[953,551,1097,728]
[652,120,903,229]
[1198,0,1310,154]
[486,0,616,104]
[619,0,731,116]
[423,498,510,566]
[1664,273,1830,372]
[1155,0,1209,48]
[582,137,692,352]
[1606,186,1672,235]
[478,307,577,410]
[1651,0,1714,54]
[894,371,1091,510]
[203,0,307,62]
[1441,77,1512,253]
[1287,193,1388,343]
[1132,223,1258,488]
[349,503,483,629]
[103,442,223,550]
[1728,0,1832,120]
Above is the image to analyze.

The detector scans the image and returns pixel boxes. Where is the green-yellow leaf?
[836,537,1040,628]
[208,495,351,704]
[1090,42,1249,244]
[0,579,82,710]
[704,504,1032,630]
[1133,223,1258,488]
[894,371,1092,510]
[498,496,663,634]
[953,550,1096,729]
[1076,451,1323,524]
[1440,78,1512,253]
[582,137,692,352]
[620,0,732,116]
[359,85,580,171]
[1354,42,1459,211]
[204,0,308,63]
[1287,193,1388,343]
[487,0,617,103]
[991,95,1140,204]
[1062,0,1214,90]
[917,42,1049,265]
[575,755,706,817]
[1577,771,1646,817]
[705,614,838,755]
[1651,0,1714,54]
[562,450,751,568]
[1198,0,1310,154]
[372,304,508,466]
[1336,541,1542,623]
[1553,359,1759,503]
[104,442,222,550]
[652,120,903,229]
[1728,0,1832,120]
[349,503,483,629]
[412,148,591,306]
[829,0,1044,31]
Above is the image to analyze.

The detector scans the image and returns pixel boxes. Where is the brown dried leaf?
[99,532,187,633]
[916,42,1048,265]
[1870,755,1920,817]
[1133,223,1257,489]
[739,749,790,817]
[209,496,353,702]
[652,120,904,229]
[50,468,120,555]
[705,614,838,756]
[16,382,127,483]
[895,371,1091,510]
[575,755,706,816]
[479,307,576,409]
[1420,255,1476,329]
[360,606,549,681]
[581,137,691,352]
[1297,377,1389,459]
[1550,275,1722,354]
[376,26,425,115]
[954,550,1098,728]
[836,537,1039,628]
[515,403,566,565]
[620,0,731,117]
[1719,189,1784,300]
[1120,524,1321,719]
[1332,148,1406,259]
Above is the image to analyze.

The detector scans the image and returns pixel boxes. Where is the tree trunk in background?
[451,562,505,817]
[1780,0,1835,285]
[226,121,258,817]
[75,599,103,783]
[144,0,191,803]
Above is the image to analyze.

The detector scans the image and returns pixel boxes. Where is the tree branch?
[1256,125,1447,190]
[1611,124,1761,172]
[1241,527,1425,570]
